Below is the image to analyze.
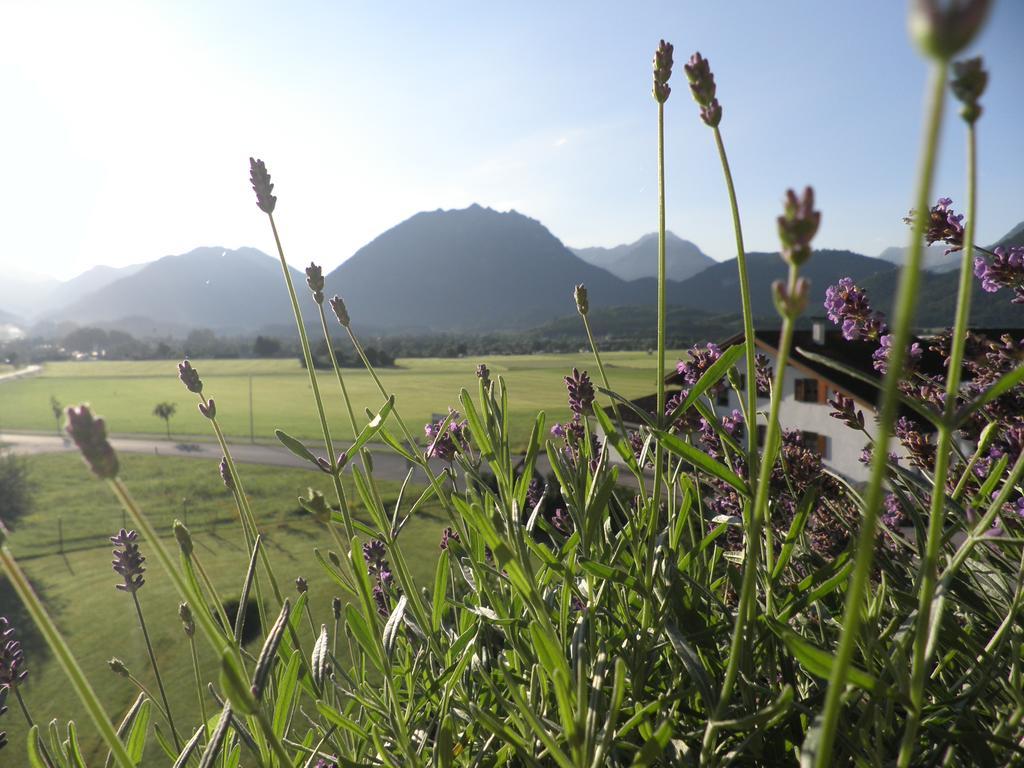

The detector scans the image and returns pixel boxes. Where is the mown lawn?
[0,351,679,450]
[3,452,448,763]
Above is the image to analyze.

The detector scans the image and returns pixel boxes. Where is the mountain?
[572,232,715,282]
[44,263,148,310]
[324,205,655,332]
[993,221,1024,249]
[44,247,303,335]
[877,243,961,272]
[0,275,59,320]
[667,250,896,317]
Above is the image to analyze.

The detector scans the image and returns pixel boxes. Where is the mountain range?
[3,205,1022,338]
[571,232,714,281]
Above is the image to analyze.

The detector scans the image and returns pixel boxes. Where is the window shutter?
[817,434,828,457]
[795,379,804,400]
[818,382,829,404]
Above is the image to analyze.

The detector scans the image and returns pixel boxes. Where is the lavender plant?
[2,3,1021,766]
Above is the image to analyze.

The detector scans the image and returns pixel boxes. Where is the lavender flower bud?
[65,405,119,479]
[773,277,810,319]
[173,520,193,557]
[178,603,195,638]
[0,617,27,689]
[110,529,146,594]
[974,246,1024,304]
[778,187,820,267]
[108,657,130,677]
[178,360,203,394]
[305,263,325,304]
[332,597,342,620]
[950,56,987,123]
[910,0,991,61]
[316,456,334,474]
[574,284,589,316]
[329,296,350,328]
[652,39,674,104]
[298,489,331,523]
[295,577,308,594]
[249,157,277,214]
[476,363,491,387]
[439,526,460,551]
[219,456,235,491]
[198,399,216,419]
[683,52,723,127]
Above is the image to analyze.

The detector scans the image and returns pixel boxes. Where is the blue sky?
[2,1,1021,280]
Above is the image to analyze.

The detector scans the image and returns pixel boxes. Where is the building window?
[794,378,819,403]
[800,431,828,458]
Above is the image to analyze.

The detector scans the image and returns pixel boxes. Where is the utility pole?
[249,374,255,444]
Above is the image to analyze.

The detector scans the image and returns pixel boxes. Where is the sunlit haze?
[2,1,1022,280]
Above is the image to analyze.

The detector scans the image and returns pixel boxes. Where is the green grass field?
[3,452,447,763]
[0,352,678,449]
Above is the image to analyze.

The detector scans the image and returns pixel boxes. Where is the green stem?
[266,212,356,544]
[703,264,799,762]
[815,59,949,767]
[188,633,210,740]
[898,111,978,768]
[712,126,759,485]
[0,544,136,768]
[14,688,56,768]
[653,101,667,517]
[131,592,181,750]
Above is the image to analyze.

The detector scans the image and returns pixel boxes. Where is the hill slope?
[325,205,653,331]
[572,232,714,282]
[45,247,303,335]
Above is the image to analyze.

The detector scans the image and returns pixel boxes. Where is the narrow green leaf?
[315,701,369,740]
[711,684,794,730]
[666,343,745,423]
[274,429,320,465]
[956,363,1024,423]
[432,548,450,632]
[171,726,205,768]
[382,594,408,657]
[272,650,301,741]
[772,486,818,579]
[197,705,232,768]
[124,699,150,765]
[630,719,673,767]
[348,395,395,455]
[26,726,47,768]
[767,619,876,692]
[219,650,257,715]
[655,430,750,496]
[593,403,642,476]
[66,721,87,768]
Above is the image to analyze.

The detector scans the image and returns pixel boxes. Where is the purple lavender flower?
[219,456,234,491]
[905,197,965,255]
[628,430,651,467]
[683,52,722,127]
[652,40,674,103]
[974,246,1024,304]
[665,390,701,433]
[66,405,119,479]
[362,539,387,573]
[424,410,469,462]
[895,416,936,471]
[828,392,865,430]
[824,278,888,341]
[329,296,350,328]
[476,363,491,387]
[372,569,395,616]
[111,529,146,593]
[178,359,203,394]
[872,334,922,374]
[439,527,460,551]
[860,444,900,467]
[249,157,277,214]
[882,494,909,529]
[677,343,724,388]
[526,478,544,510]
[550,423,567,439]
[565,368,595,416]
[755,353,773,397]
[721,409,744,439]
[0,617,27,689]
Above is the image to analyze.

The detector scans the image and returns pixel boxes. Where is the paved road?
[0,364,41,382]
[0,431,556,484]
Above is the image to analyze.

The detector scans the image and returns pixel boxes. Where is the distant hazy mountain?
[45,263,148,310]
[667,250,895,317]
[0,275,59,320]
[0,307,19,324]
[877,243,961,272]
[993,221,1024,249]
[572,232,714,282]
[324,205,656,332]
[44,247,303,335]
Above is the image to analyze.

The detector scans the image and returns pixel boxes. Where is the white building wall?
[713,348,885,484]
